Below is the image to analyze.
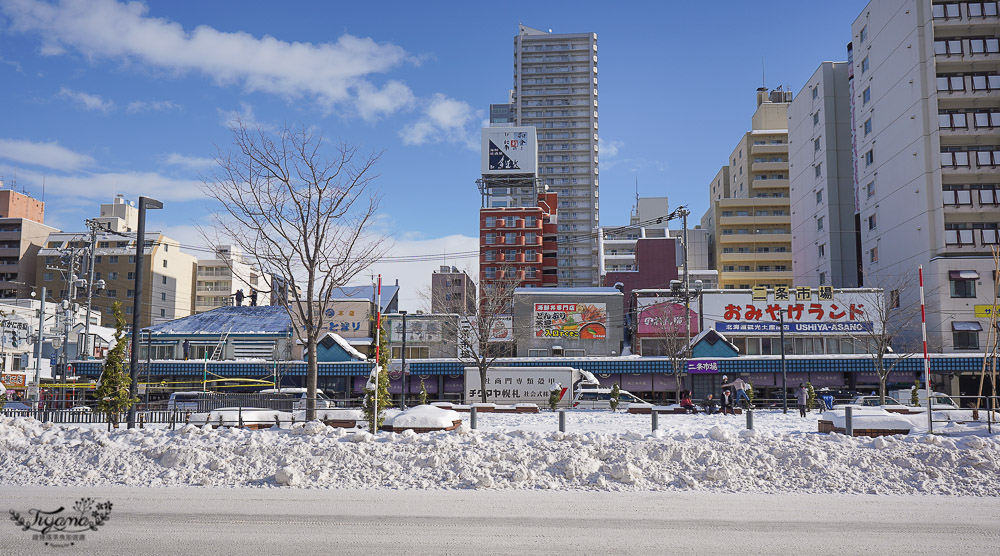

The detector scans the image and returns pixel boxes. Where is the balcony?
[718,215,789,226]
[718,232,790,244]
[719,270,793,282]
[750,144,787,155]
[719,251,792,263]
[751,162,787,172]
[751,178,789,189]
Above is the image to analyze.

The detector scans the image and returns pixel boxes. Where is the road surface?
[6,487,997,554]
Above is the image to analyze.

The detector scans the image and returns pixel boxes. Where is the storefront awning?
[949,270,980,280]
[952,321,983,331]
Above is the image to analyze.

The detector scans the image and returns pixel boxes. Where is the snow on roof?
[320,332,367,360]
[145,306,291,335]
[515,287,622,295]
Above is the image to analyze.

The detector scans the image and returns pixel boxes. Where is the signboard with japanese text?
[533,303,607,340]
[464,367,576,406]
[481,127,537,175]
[1,373,27,388]
[635,299,699,336]
[975,305,999,318]
[699,289,879,335]
[323,301,369,338]
[388,318,444,344]
[687,360,719,374]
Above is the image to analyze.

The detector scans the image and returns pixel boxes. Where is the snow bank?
[821,409,913,431]
[294,409,363,422]
[2,413,999,495]
[388,406,462,429]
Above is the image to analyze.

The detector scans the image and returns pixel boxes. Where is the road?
[6,487,997,555]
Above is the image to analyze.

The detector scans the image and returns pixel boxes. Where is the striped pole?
[919,265,932,433]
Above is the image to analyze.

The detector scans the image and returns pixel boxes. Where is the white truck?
[464,366,600,407]
[888,388,960,409]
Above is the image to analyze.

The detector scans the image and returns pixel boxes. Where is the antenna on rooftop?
[761,57,766,88]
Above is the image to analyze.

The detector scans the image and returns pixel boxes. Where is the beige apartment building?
[195,245,269,313]
[703,88,794,290]
[0,186,58,299]
[36,197,196,328]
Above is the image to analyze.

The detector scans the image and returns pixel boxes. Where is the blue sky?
[0,0,868,309]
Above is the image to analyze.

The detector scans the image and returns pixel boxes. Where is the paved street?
[6,487,997,555]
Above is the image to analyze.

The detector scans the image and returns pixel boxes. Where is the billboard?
[697,289,880,335]
[481,127,537,175]
[636,299,699,336]
[533,303,607,340]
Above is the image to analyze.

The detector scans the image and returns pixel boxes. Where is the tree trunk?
[306,337,318,421]
[479,360,489,404]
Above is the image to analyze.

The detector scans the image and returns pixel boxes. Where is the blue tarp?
[144,306,292,335]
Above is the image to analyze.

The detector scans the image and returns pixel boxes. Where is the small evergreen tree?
[911,381,920,406]
[806,382,817,411]
[95,302,136,428]
[745,382,755,405]
[418,378,428,405]
[548,384,562,411]
[362,321,392,431]
[610,383,621,412]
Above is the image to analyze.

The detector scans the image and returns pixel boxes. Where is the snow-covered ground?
[1,410,998,495]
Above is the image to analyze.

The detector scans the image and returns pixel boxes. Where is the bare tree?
[636,297,691,397]
[849,275,925,404]
[201,119,388,419]
[455,264,520,403]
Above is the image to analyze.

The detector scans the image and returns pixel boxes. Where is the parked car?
[833,395,905,409]
[258,388,334,410]
[572,388,647,410]
[888,389,960,409]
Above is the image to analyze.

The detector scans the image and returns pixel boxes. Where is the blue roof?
[145,306,291,335]
[331,284,398,311]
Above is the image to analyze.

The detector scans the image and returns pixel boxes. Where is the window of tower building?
[949,270,978,298]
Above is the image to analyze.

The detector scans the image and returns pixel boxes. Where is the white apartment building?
[597,197,669,276]
[789,61,860,288]
[511,25,600,286]
[851,0,1000,352]
[195,245,269,313]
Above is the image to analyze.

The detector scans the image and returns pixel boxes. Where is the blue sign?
[687,360,719,373]
[715,322,874,334]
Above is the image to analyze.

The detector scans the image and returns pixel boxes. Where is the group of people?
[233,288,258,307]
[678,375,753,415]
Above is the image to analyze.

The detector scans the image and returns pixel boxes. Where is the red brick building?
[480,192,558,295]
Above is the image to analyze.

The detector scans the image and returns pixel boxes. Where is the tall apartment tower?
[788,61,860,288]
[704,88,794,290]
[511,25,600,286]
[851,1,1000,353]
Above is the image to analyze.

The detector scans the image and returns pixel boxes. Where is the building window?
[937,75,965,92]
[106,289,117,298]
[864,118,872,135]
[971,74,1000,91]
[932,3,961,18]
[868,214,877,230]
[870,246,879,263]
[160,309,166,318]
[969,38,1000,54]
[108,255,119,264]
[974,149,1000,167]
[162,260,167,268]
[43,272,53,281]
[162,276,167,284]
[954,330,980,349]
[813,138,821,152]
[485,217,496,228]
[94,256,102,264]
[968,2,999,17]
[816,190,823,204]
[108,271,118,280]
[941,150,971,167]
[950,276,977,298]
[161,292,167,301]
[485,267,496,279]
[525,216,537,227]
[504,232,517,244]
[98,241,110,248]
[866,181,876,199]
[127,289,134,298]
[973,111,1000,128]
[859,25,867,43]
[862,87,871,104]
[817,217,824,231]
[486,233,496,244]
[128,255,135,264]
[861,56,870,74]
[812,86,818,99]
[819,272,827,285]
[814,164,822,178]
[127,271,135,280]
[934,39,963,55]
[485,250,496,262]
[864,149,874,166]
[939,112,968,129]
[818,244,826,258]
[813,112,820,126]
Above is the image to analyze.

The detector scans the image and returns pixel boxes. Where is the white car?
[572,388,646,410]
[259,388,334,410]
[834,395,905,409]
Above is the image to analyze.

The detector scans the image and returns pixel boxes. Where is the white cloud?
[354,80,415,121]
[16,167,205,203]
[599,138,623,158]
[4,0,417,120]
[164,153,215,170]
[57,86,114,112]
[399,94,479,150]
[126,99,180,113]
[358,233,480,312]
[0,137,95,171]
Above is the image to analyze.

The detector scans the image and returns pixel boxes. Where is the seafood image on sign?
[534,303,607,340]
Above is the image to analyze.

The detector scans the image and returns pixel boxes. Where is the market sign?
[699,289,879,335]
[1,373,26,388]
[534,303,607,340]
[975,305,999,318]
[686,360,719,374]
[636,299,699,335]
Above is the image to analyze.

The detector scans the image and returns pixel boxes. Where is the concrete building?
[35,197,197,328]
[430,266,476,315]
[0,217,59,299]
[382,313,459,360]
[0,186,45,222]
[789,61,860,288]
[513,287,623,357]
[850,0,1000,355]
[480,192,560,293]
[509,25,600,286]
[598,197,671,277]
[195,245,269,313]
[705,88,794,290]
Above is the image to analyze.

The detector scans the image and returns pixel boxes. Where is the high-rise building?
[511,25,600,286]
[195,245,269,313]
[788,61,860,288]
[0,184,57,299]
[850,1,1000,353]
[430,266,476,315]
[36,197,197,327]
[0,186,45,223]
[704,88,794,290]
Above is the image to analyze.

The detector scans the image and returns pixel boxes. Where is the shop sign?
[533,303,607,340]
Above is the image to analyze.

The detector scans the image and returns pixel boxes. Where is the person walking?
[722,375,752,409]
[795,383,808,418]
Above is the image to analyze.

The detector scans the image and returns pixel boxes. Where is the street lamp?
[127,196,162,429]
[779,306,788,415]
[399,311,408,410]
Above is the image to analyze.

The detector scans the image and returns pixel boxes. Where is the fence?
[1,408,181,425]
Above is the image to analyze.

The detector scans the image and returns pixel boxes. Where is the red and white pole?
[373,275,382,431]
[919,265,932,433]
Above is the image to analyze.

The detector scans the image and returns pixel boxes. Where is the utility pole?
[679,206,692,356]
[400,310,408,410]
[779,306,788,415]
[128,196,162,428]
[80,219,102,360]
[32,286,45,409]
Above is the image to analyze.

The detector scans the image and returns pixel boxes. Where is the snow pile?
[821,409,913,431]
[2,413,999,495]
[388,406,461,429]
[188,408,291,427]
[296,409,363,422]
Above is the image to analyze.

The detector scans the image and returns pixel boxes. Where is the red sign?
[1,373,27,388]
[637,302,699,336]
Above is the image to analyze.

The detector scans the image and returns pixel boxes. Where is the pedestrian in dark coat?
[234,289,244,306]
[249,288,258,307]
[795,383,809,418]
